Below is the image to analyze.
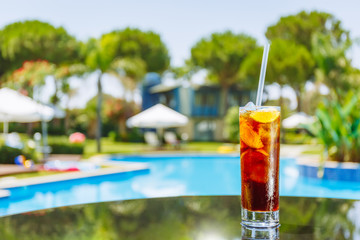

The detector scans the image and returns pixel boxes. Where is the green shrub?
[127,128,144,143]
[108,131,122,142]
[283,130,315,144]
[48,137,84,154]
[108,129,144,142]
[307,91,360,162]
[225,106,239,143]
[49,143,84,154]
[0,145,31,164]
[34,125,66,136]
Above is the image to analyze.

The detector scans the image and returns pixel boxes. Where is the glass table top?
[0,195,358,239]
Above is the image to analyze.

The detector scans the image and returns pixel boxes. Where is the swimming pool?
[0,154,359,217]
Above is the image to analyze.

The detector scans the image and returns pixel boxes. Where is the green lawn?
[83,138,225,158]
[84,139,147,158]
[301,145,323,155]
[9,171,65,179]
[283,131,316,145]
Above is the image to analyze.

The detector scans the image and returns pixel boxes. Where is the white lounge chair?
[5,132,23,149]
[144,132,161,148]
[164,132,180,149]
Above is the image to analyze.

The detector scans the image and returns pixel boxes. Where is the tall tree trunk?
[96,72,103,153]
[65,89,76,134]
[51,77,59,105]
[295,87,302,112]
[64,92,71,134]
[278,86,285,143]
[220,85,229,116]
[118,117,127,140]
[64,109,70,134]
[26,123,33,137]
[27,86,35,136]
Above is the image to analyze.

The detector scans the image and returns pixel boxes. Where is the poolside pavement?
[0,155,149,198]
[0,164,40,176]
[0,161,148,190]
[0,189,10,198]
[280,144,313,158]
[0,154,82,177]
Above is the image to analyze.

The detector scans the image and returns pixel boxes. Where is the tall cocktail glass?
[239,106,280,227]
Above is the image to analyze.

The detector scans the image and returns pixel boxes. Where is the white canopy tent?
[0,88,55,158]
[127,104,188,128]
[282,112,315,129]
[127,104,188,144]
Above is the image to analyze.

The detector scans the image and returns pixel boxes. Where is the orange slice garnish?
[240,122,263,149]
[250,110,280,123]
[256,149,269,157]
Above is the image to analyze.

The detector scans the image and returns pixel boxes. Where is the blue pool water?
[0,154,359,217]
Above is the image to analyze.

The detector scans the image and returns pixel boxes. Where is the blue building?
[142,73,255,141]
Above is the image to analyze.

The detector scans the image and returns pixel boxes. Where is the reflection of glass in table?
[242,225,279,240]
[0,196,358,239]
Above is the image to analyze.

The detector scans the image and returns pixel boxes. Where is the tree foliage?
[5,60,55,97]
[191,31,257,88]
[0,20,86,109]
[0,20,81,71]
[0,49,11,80]
[240,39,314,111]
[266,39,314,92]
[190,31,257,115]
[0,196,356,239]
[84,28,170,151]
[312,32,358,97]
[51,63,88,105]
[111,57,146,93]
[224,106,240,143]
[266,11,349,52]
[265,10,356,102]
[112,28,170,73]
[86,28,170,73]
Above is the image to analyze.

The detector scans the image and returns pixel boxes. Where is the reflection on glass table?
[242,225,279,240]
[0,195,359,239]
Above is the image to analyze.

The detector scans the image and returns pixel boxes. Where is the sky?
[1,0,359,108]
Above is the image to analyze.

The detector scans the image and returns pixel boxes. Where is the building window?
[195,93,202,106]
[194,120,216,141]
[207,93,216,106]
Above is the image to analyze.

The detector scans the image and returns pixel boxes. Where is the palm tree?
[85,28,169,152]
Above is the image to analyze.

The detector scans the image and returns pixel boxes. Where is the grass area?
[83,138,225,158]
[6,171,64,179]
[47,135,71,142]
[283,131,316,144]
[84,139,147,158]
[186,142,226,152]
[301,145,323,155]
[4,133,320,159]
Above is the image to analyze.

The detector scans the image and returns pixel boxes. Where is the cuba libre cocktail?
[240,106,280,227]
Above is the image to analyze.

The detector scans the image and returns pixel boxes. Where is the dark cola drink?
[239,106,280,227]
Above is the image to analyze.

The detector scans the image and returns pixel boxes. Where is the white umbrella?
[0,88,54,123]
[47,104,66,119]
[127,104,188,146]
[127,104,188,128]
[282,112,315,129]
[0,88,55,159]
